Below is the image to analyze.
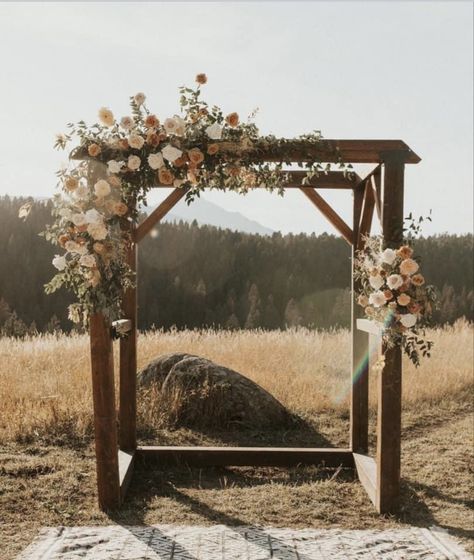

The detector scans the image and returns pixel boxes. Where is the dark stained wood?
[300,187,353,244]
[353,453,377,506]
[89,313,120,510]
[72,139,421,164]
[357,180,376,250]
[371,166,382,224]
[119,221,137,451]
[134,187,188,243]
[350,184,369,454]
[137,446,354,468]
[118,450,135,502]
[376,156,405,514]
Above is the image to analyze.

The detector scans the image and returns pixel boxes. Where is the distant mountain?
[160,197,274,236]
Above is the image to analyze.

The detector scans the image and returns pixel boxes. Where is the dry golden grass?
[0,320,472,444]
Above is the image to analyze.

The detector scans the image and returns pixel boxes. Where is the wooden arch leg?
[90,312,120,510]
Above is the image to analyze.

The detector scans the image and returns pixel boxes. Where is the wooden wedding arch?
[78,139,420,514]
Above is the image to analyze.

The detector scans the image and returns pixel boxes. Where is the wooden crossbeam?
[134,187,188,243]
[300,187,353,245]
[72,139,421,164]
[137,446,354,468]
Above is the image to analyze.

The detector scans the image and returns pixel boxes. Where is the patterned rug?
[18,525,470,560]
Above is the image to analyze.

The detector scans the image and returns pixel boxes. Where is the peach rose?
[108,175,121,188]
[397,293,411,306]
[397,245,413,259]
[173,156,188,168]
[128,134,145,150]
[93,242,105,255]
[408,302,421,314]
[98,107,114,127]
[87,143,101,157]
[364,306,375,317]
[207,143,219,155]
[146,131,161,147]
[384,290,394,301]
[187,169,199,185]
[144,114,160,129]
[64,176,78,191]
[225,112,239,127]
[400,258,419,276]
[158,167,174,185]
[357,294,369,307]
[196,73,208,85]
[411,273,425,286]
[118,138,129,151]
[113,201,129,216]
[58,234,70,247]
[188,148,204,165]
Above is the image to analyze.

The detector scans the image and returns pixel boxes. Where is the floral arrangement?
[33,74,348,326]
[354,217,437,366]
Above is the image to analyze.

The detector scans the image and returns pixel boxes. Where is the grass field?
[0,321,473,557]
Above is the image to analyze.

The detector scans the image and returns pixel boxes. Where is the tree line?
[0,196,472,336]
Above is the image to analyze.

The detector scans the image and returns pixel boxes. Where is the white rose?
[128,155,141,171]
[163,117,179,135]
[128,134,145,150]
[74,184,89,199]
[85,208,104,225]
[369,275,384,290]
[205,123,223,140]
[400,313,417,328]
[71,213,87,227]
[107,160,123,174]
[94,179,111,198]
[148,152,164,170]
[368,291,386,308]
[87,222,108,240]
[58,208,72,220]
[387,274,403,290]
[79,254,96,268]
[120,116,134,130]
[161,144,183,163]
[52,254,67,271]
[381,248,397,265]
[134,92,146,106]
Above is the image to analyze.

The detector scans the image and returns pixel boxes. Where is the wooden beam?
[350,184,369,454]
[134,187,188,243]
[357,180,376,250]
[300,187,353,245]
[89,313,120,510]
[376,156,405,514]
[354,453,377,507]
[371,167,382,224]
[119,221,137,451]
[118,450,135,502]
[137,446,354,468]
[72,139,421,164]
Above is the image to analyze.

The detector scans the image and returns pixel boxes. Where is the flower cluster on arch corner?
[34,74,350,327]
[354,215,438,366]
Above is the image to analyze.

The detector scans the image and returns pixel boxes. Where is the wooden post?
[376,154,405,513]
[90,312,120,510]
[350,183,369,453]
[119,221,137,451]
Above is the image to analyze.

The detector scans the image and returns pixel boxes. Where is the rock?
[138,353,291,430]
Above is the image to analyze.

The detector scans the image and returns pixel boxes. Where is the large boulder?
[138,353,292,430]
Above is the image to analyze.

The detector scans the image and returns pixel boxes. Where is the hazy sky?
[0,1,472,235]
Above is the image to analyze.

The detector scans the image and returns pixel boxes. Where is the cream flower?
[397,293,411,306]
[52,255,67,271]
[94,179,111,198]
[128,155,141,171]
[79,253,96,268]
[74,184,89,199]
[357,294,369,307]
[98,107,114,127]
[369,291,386,308]
[59,208,72,220]
[85,208,104,225]
[87,222,108,240]
[369,275,384,290]
[205,122,223,140]
[411,273,425,286]
[107,160,123,174]
[163,117,179,135]
[128,134,145,150]
[148,152,165,170]
[112,201,128,216]
[134,92,146,106]
[64,176,79,191]
[162,144,183,163]
[71,213,87,227]
[65,240,85,254]
[381,248,397,265]
[400,258,419,276]
[174,116,186,136]
[387,274,403,290]
[120,116,134,130]
[173,179,185,188]
[400,313,417,328]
